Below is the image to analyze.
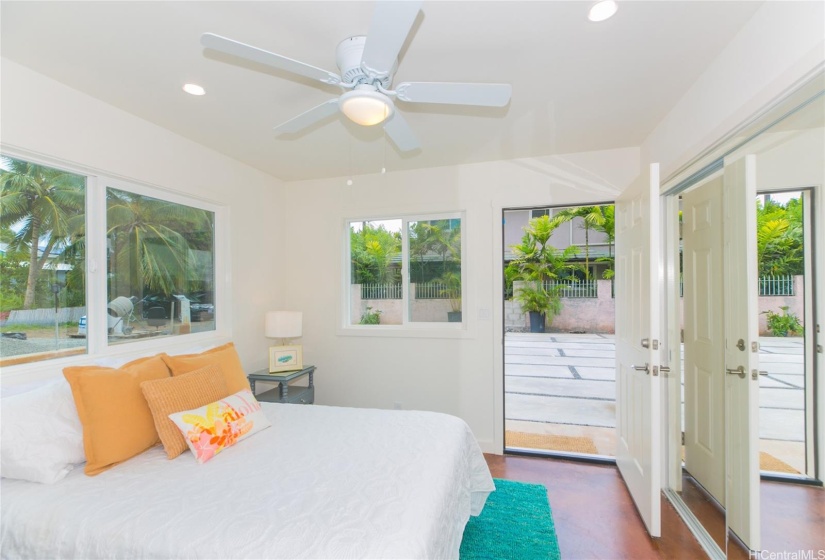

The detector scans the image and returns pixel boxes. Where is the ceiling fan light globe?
[339,90,394,126]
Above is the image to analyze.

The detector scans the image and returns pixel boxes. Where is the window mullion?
[85,176,109,355]
[401,217,410,325]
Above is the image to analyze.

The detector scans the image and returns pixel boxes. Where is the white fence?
[360,283,402,300]
[2,306,86,326]
[359,282,460,300]
[758,275,795,296]
[543,279,598,298]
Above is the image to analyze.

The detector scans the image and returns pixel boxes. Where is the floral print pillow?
[168,390,271,463]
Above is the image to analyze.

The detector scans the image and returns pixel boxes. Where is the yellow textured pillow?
[140,364,230,459]
[161,342,251,394]
[63,355,170,476]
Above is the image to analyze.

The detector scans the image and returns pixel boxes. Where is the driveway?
[505,332,806,470]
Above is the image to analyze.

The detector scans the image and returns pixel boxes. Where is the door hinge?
[751,341,760,352]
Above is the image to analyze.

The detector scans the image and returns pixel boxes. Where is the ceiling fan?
[201,1,512,152]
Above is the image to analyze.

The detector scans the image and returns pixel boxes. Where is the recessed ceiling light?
[588,0,618,22]
[182,83,206,96]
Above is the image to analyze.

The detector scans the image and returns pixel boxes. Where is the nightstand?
[248,365,315,404]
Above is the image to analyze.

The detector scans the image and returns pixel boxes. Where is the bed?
[1,401,494,559]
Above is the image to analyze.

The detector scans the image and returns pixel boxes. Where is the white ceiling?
[0,1,765,182]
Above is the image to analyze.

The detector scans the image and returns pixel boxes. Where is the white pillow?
[1,379,86,484]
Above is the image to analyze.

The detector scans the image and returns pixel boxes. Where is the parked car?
[139,293,214,322]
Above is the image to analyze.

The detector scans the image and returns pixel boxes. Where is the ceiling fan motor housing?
[336,35,395,88]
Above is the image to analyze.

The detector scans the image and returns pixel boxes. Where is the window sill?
[0,347,86,368]
[0,332,232,382]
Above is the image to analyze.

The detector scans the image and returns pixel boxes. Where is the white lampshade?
[339,89,394,126]
[265,311,302,339]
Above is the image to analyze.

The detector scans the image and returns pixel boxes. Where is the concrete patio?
[505,332,808,473]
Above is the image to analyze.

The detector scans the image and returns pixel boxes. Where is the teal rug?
[460,478,561,560]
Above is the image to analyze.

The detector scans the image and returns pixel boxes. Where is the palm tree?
[408,221,439,281]
[506,215,581,330]
[549,205,611,279]
[592,205,616,279]
[0,157,85,309]
[106,188,212,299]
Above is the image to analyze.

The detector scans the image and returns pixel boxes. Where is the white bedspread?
[1,403,494,560]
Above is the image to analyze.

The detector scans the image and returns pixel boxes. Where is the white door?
[723,155,760,551]
[615,163,662,537]
[682,175,726,505]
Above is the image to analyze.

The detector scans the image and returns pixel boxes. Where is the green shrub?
[359,306,382,325]
[763,306,803,337]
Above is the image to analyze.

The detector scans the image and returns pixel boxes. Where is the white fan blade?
[274,99,340,134]
[361,1,422,76]
[202,33,342,86]
[395,82,512,107]
[383,111,419,152]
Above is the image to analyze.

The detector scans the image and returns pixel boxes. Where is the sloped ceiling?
[0,1,764,181]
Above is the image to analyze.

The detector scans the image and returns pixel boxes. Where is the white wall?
[282,148,640,451]
[642,0,825,179]
[0,59,286,383]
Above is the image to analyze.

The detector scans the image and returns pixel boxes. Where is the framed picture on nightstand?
[269,345,303,373]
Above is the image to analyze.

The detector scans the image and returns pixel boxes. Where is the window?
[531,208,550,219]
[0,153,220,366]
[106,186,215,345]
[0,156,87,364]
[348,213,463,326]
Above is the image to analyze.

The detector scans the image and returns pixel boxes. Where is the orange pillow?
[140,364,230,459]
[63,355,170,476]
[161,342,251,394]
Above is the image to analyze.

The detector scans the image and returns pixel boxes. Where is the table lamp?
[265,311,303,373]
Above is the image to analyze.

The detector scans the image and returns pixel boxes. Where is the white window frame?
[94,176,228,355]
[0,149,229,378]
[341,211,468,338]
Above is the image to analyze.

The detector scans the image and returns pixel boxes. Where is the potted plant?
[438,271,462,322]
[513,282,562,333]
[359,306,382,325]
[506,215,581,333]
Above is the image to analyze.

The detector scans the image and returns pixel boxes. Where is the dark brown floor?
[485,454,707,559]
[728,479,825,560]
[680,472,726,552]
[487,454,825,559]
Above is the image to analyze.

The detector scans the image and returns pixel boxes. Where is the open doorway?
[754,189,814,478]
[502,203,617,458]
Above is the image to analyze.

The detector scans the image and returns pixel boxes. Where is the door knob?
[726,365,746,379]
[659,366,671,376]
[632,364,649,374]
